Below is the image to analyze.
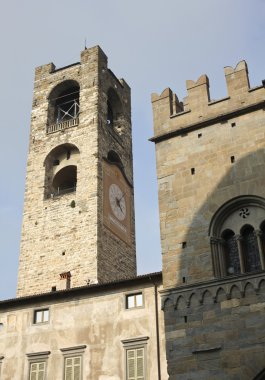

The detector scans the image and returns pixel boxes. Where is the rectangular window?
[126,293,143,309]
[29,362,46,380]
[33,309,49,324]
[126,348,145,380]
[64,356,82,380]
[60,345,86,380]
[122,337,148,380]
[27,351,50,380]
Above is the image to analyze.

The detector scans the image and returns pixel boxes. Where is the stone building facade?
[0,273,167,380]
[152,61,265,379]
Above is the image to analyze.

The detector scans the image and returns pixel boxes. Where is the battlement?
[151,60,265,142]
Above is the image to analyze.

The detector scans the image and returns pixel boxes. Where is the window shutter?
[73,357,81,380]
[38,362,45,380]
[136,348,144,380]
[65,356,81,380]
[65,358,73,380]
[30,362,45,380]
[127,349,136,379]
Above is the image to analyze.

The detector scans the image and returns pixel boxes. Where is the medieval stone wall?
[17,46,136,297]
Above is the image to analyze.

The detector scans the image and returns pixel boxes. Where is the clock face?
[103,161,131,245]
[109,183,127,221]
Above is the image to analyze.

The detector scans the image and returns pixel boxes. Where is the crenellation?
[152,60,265,140]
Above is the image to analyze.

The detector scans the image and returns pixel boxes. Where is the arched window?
[44,143,80,198]
[48,80,80,126]
[209,196,265,277]
[107,150,123,166]
[221,229,240,275]
[106,88,124,135]
[52,165,77,195]
[241,225,261,272]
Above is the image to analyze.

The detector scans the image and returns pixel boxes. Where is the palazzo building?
[151,60,265,379]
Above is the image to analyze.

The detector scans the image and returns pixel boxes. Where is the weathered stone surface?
[152,61,265,379]
[17,46,136,297]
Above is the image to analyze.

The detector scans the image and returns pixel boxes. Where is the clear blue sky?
[0,0,265,300]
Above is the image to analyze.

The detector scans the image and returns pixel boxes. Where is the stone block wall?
[17,46,136,297]
[151,61,265,288]
[162,272,265,379]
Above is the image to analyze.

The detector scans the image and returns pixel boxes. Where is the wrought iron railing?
[56,99,79,122]
[47,186,76,199]
[46,117,79,134]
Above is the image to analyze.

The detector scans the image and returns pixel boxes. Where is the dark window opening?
[106,88,124,135]
[48,81,80,125]
[107,150,122,166]
[241,225,261,272]
[191,168,195,175]
[52,165,77,196]
[107,101,114,127]
[231,156,235,163]
[222,229,240,275]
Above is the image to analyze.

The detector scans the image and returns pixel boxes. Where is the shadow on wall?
[181,147,265,285]
[163,147,265,379]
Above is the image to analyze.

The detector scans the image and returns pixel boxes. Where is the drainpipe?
[150,276,161,380]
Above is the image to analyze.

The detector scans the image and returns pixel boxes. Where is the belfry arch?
[47,80,80,126]
[44,143,80,198]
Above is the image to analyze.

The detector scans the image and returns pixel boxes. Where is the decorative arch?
[47,80,80,126]
[209,196,265,277]
[44,143,80,198]
[175,295,186,310]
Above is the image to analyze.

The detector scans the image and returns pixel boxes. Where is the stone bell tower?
[17,46,136,297]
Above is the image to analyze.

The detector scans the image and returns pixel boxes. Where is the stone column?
[255,229,265,270]
[235,234,245,273]
[210,237,225,277]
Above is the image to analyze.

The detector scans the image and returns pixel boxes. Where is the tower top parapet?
[151,60,265,142]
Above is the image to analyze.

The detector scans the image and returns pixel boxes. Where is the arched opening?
[107,150,123,166]
[52,166,77,195]
[44,143,80,199]
[221,229,240,275]
[48,80,80,125]
[106,88,124,135]
[241,224,261,272]
[209,196,265,277]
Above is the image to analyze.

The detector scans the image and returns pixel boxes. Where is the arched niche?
[44,143,80,198]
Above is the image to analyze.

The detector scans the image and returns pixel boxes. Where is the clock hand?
[118,193,125,202]
[116,197,124,214]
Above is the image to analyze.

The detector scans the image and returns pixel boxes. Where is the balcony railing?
[46,117,79,134]
[47,186,76,199]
